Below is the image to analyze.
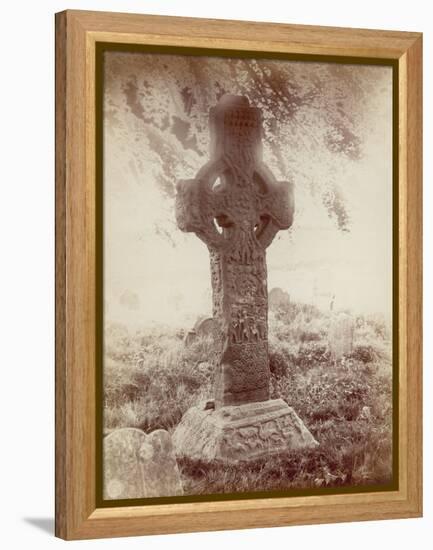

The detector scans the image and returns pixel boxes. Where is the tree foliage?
[104,52,390,235]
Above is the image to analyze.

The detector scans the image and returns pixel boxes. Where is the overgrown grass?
[103,302,393,494]
[104,325,214,433]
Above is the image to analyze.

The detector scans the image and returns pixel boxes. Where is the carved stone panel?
[175,94,294,408]
[172,399,318,462]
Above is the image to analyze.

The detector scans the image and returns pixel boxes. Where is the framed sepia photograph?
[55,10,422,540]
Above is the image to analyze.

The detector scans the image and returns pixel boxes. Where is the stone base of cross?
[173,95,318,461]
[173,398,318,462]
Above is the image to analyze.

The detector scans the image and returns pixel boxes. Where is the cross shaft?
[176,95,294,407]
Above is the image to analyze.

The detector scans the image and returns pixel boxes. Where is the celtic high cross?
[176,95,294,408]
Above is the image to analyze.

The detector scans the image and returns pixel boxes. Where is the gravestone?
[183,317,218,347]
[183,329,198,347]
[104,428,183,499]
[173,95,318,461]
[139,430,184,497]
[328,311,355,363]
[194,316,217,338]
[269,287,291,311]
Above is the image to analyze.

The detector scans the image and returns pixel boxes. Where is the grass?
[104,325,214,433]
[103,302,393,494]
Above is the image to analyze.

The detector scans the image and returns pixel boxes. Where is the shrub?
[349,344,376,363]
[291,343,330,368]
[300,330,321,342]
[269,350,289,378]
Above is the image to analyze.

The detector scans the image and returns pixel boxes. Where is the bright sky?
[103,59,393,331]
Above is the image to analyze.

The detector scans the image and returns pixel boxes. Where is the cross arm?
[256,180,294,248]
[175,178,228,249]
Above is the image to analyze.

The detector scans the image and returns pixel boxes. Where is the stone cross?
[176,95,294,408]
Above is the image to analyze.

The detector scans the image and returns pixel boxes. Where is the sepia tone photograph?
[100,49,395,502]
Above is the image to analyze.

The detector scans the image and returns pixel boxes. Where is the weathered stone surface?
[173,399,318,462]
[104,428,146,499]
[328,312,355,362]
[103,428,183,499]
[194,316,217,338]
[176,94,294,408]
[139,430,184,497]
[174,95,317,462]
[183,329,198,347]
[183,317,218,347]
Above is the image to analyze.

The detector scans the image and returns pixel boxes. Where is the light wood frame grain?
[55,9,422,540]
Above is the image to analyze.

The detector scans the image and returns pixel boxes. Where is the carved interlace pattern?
[176,96,294,407]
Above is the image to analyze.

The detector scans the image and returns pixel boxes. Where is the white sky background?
[103,54,393,331]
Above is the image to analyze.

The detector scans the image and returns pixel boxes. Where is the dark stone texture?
[176,95,294,407]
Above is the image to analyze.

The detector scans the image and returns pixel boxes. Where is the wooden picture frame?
[55,9,422,540]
